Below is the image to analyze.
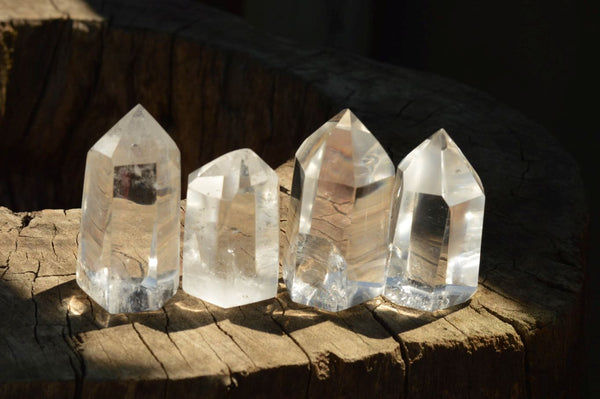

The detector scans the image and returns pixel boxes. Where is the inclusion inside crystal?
[385,129,485,311]
[284,109,395,311]
[77,104,181,313]
[182,148,279,308]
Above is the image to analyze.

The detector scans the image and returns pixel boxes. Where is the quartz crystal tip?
[77,104,181,314]
[182,148,279,308]
[385,128,485,311]
[283,109,395,312]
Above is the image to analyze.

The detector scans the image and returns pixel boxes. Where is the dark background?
[197,0,596,395]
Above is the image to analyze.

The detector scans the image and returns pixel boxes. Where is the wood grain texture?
[0,0,589,398]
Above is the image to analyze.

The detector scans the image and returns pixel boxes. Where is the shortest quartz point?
[182,148,279,308]
[385,129,485,311]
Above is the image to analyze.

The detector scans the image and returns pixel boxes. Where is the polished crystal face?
[385,129,485,311]
[182,149,279,308]
[77,104,181,313]
[284,109,395,311]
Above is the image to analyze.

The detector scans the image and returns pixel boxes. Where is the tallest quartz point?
[77,104,181,313]
[284,109,395,311]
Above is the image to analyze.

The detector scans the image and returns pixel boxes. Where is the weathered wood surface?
[0,0,589,398]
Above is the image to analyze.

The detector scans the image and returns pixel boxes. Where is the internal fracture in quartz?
[283,109,395,312]
[182,149,279,308]
[385,129,485,311]
[77,104,181,313]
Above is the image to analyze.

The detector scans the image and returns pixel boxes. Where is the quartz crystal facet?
[284,109,395,312]
[77,104,181,314]
[182,149,279,308]
[385,129,485,311]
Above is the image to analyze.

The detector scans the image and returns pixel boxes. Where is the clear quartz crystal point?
[283,109,395,312]
[182,148,279,308]
[77,104,181,314]
[385,129,485,311]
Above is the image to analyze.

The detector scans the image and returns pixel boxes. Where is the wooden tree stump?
[0,1,588,398]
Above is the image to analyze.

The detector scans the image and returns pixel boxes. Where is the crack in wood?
[194,316,237,390]
[202,302,258,370]
[51,222,58,260]
[362,302,409,398]
[39,272,76,278]
[48,0,69,19]
[520,268,579,294]
[270,296,312,399]
[160,306,193,371]
[20,214,33,229]
[394,99,415,119]
[31,260,42,347]
[60,281,85,399]
[0,265,8,280]
[129,320,169,397]
[444,316,477,399]
[479,281,527,307]
[478,303,532,399]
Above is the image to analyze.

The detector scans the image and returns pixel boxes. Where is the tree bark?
[0,0,588,398]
